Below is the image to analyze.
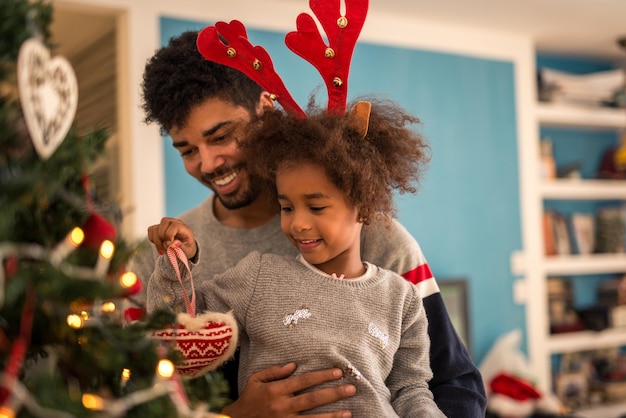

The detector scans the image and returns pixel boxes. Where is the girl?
[147,98,445,417]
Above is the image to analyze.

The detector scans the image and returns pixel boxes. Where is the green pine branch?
[0,1,232,416]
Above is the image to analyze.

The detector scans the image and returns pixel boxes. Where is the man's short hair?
[141,31,264,133]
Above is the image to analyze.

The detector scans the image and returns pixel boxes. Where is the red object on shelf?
[490,372,542,401]
[550,322,586,334]
[598,144,626,180]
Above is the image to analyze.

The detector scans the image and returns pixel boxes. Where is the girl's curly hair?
[243,98,430,223]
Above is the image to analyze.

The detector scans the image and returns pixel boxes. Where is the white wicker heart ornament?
[17,38,78,160]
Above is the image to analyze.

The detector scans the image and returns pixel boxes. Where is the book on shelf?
[543,206,626,257]
[543,211,557,256]
[543,210,572,256]
[595,205,626,254]
[572,213,595,255]
[554,212,571,255]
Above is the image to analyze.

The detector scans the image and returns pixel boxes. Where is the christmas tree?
[0,1,231,416]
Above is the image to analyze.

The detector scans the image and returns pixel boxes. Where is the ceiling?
[51,1,626,63]
[369,0,626,62]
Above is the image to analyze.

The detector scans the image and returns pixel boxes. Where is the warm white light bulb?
[0,406,15,418]
[95,240,115,276]
[69,227,85,246]
[50,226,85,264]
[99,240,115,259]
[67,314,83,329]
[82,393,104,410]
[101,302,116,313]
[120,271,137,288]
[156,359,175,379]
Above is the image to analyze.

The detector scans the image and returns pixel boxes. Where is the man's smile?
[213,170,239,186]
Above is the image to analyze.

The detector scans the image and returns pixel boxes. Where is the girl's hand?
[147,217,198,260]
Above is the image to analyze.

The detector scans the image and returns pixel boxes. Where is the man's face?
[169,97,263,210]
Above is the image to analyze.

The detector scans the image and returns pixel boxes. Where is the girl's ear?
[348,101,371,139]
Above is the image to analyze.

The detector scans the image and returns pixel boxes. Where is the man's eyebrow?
[171,121,234,149]
[172,140,189,149]
[202,121,233,137]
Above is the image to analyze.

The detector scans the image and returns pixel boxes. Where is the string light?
[68,228,85,246]
[101,302,116,313]
[119,271,137,288]
[156,359,175,379]
[1,370,231,418]
[100,240,114,259]
[81,393,104,410]
[50,227,84,264]
[66,314,83,329]
[0,406,15,418]
[94,240,115,277]
[1,240,127,285]
[119,367,131,389]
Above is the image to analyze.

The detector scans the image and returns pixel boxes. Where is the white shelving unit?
[541,180,626,200]
[536,102,626,129]
[528,102,626,413]
[544,254,626,276]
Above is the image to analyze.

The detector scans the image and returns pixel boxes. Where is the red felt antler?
[197,21,307,118]
[196,0,369,116]
[285,0,368,115]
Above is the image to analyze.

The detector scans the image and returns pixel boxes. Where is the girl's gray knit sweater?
[149,249,445,417]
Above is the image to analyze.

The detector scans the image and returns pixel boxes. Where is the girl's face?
[276,162,364,278]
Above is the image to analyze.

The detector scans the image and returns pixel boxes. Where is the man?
[137,30,486,417]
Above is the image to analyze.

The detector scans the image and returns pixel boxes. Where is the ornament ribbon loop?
[166,245,196,317]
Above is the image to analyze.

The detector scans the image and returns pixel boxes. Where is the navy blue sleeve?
[424,292,487,417]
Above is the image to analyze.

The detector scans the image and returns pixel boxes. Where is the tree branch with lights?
[0,1,233,416]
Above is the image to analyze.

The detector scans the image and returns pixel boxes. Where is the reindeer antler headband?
[196,0,369,118]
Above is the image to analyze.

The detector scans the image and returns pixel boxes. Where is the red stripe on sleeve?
[401,263,433,284]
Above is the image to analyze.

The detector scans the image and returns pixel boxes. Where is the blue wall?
[159,16,523,364]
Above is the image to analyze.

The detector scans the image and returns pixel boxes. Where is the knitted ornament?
[152,311,238,378]
[151,245,238,378]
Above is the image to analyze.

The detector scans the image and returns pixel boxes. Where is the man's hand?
[222,363,356,418]
[147,217,197,260]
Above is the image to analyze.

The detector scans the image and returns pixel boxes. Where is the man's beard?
[201,161,269,211]
[214,175,264,210]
